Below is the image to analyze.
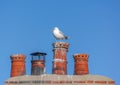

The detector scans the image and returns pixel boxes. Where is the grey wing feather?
[59,30,64,35]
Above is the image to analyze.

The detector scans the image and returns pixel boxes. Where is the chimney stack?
[31,52,46,75]
[10,54,26,77]
[74,54,89,75]
[52,42,69,75]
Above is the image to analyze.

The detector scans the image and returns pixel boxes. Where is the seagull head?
[54,27,59,31]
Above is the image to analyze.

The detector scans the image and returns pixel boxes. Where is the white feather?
[52,27,68,40]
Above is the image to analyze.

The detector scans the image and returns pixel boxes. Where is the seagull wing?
[58,30,65,35]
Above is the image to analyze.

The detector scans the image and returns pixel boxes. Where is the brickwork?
[31,60,45,75]
[74,54,89,75]
[10,54,26,77]
[5,42,115,85]
[30,52,46,75]
[52,42,69,75]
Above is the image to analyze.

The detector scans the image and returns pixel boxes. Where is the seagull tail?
[65,36,69,39]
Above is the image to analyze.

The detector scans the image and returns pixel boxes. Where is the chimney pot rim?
[73,53,89,56]
[11,54,25,57]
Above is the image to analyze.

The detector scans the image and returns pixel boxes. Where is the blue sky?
[0,0,120,85]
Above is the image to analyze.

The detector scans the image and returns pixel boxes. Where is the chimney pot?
[52,42,69,75]
[73,54,89,75]
[31,52,46,75]
[10,54,26,77]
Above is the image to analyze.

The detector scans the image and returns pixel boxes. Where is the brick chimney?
[52,42,69,75]
[74,54,89,75]
[10,54,26,77]
[31,52,47,75]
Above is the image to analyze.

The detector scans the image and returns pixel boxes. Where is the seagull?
[52,27,69,40]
